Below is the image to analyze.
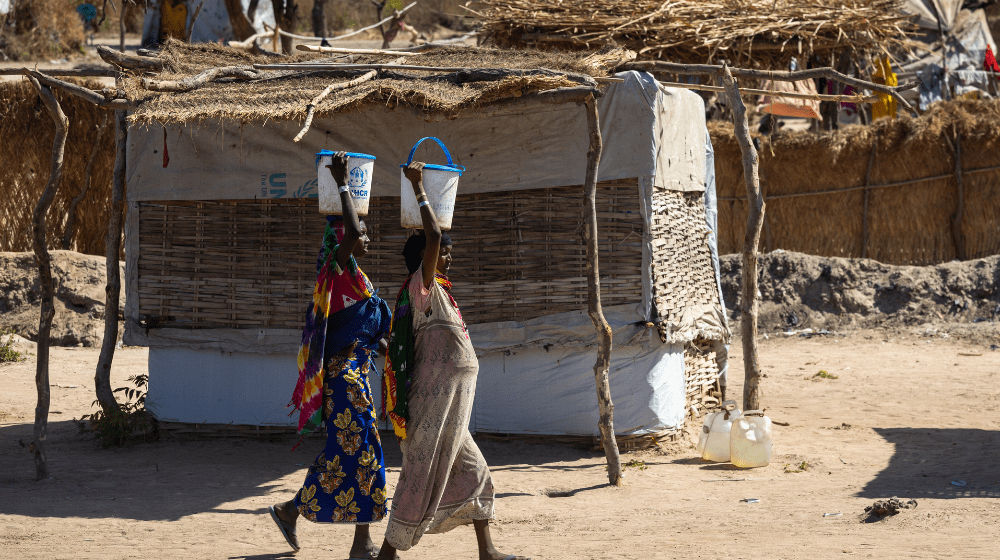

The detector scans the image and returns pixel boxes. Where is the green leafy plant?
[814,370,839,379]
[0,328,26,363]
[78,374,156,447]
[623,459,648,470]
[784,460,811,473]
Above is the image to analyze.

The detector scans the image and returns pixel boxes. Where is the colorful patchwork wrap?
[290,217,392,524]
[383,271,454,440]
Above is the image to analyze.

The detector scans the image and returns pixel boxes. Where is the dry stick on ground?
[186,1,206,42]
[621,61,918,114]
[94,110,128,420]
[861,133,878,259]
[582,94,622,486]
[720,64,765,412]
[25,74,69,481]
[63,112,110,250]
[142,66,262,92]
[293,56,407,142]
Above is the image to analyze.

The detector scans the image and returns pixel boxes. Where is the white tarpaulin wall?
[134,72,723,436]
[126,72,706,200]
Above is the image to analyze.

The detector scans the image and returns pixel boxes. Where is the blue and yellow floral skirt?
[294,349,388,523]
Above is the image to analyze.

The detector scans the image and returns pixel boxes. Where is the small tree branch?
[98,45,165,71]
[293,69,378,142]
[621,60,917,114]
[63,112,110,250]
[26,70,133,109]
[720,64,765,413]
[141,66,262,92]
[95,110,128,420]
[186,1,206,42]
[26,75,69,481]
[582,94,622,486]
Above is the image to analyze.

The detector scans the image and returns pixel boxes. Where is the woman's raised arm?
[327,152,362,270]
[402,162,441,288]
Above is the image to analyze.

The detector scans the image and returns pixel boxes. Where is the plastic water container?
[730,410,773,468]
[400,137,465,230]
[697,400,741,462]
[317,151,375,216]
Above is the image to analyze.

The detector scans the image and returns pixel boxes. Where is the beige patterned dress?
[384,267,495,550]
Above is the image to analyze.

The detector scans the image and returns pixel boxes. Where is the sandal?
[268,505,300,552]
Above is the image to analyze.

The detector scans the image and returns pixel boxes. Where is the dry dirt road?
[1,329,999,559]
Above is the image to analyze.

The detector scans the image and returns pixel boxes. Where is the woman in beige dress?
[376,162,529,560]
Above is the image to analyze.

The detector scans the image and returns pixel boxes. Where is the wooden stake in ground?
[94,110,128,418]
[583,94,623,486]
[25,74,69,481]
[720,64,765,412]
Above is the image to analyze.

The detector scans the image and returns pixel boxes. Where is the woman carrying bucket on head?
[376,138,530,560]
[269,151,391,559]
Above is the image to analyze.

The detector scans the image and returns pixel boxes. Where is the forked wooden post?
[95,110,128,417]
[26,75,69,480]
[583,94,622,486]
[720,65,765,412]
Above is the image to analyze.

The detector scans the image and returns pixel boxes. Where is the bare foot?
[374,538,399,560]
[349,524,380,559]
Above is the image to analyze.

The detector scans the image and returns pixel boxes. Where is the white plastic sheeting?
[125,72,706,200]
[146,329,686,435]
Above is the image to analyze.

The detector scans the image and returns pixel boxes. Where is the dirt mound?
[720,251,1000,333]
[863,497,918,521]
[0,251,123,347]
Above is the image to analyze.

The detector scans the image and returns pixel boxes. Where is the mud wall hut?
[119,42,729,442]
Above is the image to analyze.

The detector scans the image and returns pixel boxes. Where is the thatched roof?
[476,0,915,69]
[123,41,633,125]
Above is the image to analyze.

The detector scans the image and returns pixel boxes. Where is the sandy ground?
[1,330,999,559]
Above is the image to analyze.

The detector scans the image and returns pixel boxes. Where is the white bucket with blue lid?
[400,137,465,231]
[317,150,375,216]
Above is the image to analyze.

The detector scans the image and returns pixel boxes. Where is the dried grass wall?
[712,100,1000,265]
[0,80,116,256]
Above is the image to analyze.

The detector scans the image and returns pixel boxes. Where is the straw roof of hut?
[122,40,634,125]
[475,0,915,68]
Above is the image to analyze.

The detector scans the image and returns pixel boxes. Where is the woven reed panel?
[650,189,723,339]
[136,180,643,329]
[683,338,720,408]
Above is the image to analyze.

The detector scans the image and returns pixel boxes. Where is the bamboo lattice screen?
[136,180,645,329]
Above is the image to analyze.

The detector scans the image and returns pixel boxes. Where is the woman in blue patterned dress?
[269,153,391,559]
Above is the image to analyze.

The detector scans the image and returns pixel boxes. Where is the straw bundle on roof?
[124,40,633,125]
[0,80,115,256]
[712,99,1000,265]
[476,0,914,68]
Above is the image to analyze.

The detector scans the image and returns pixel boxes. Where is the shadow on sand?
[0,419,603,521]
[858,427,1000,499]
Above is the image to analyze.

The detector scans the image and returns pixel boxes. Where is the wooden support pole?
[95,110,128,418]
[119,0,126,53]
[583,94,622,486]
[720,65,765,412]
[861,134,877,259]
[952,128,966,261]
[26,75,69,481]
